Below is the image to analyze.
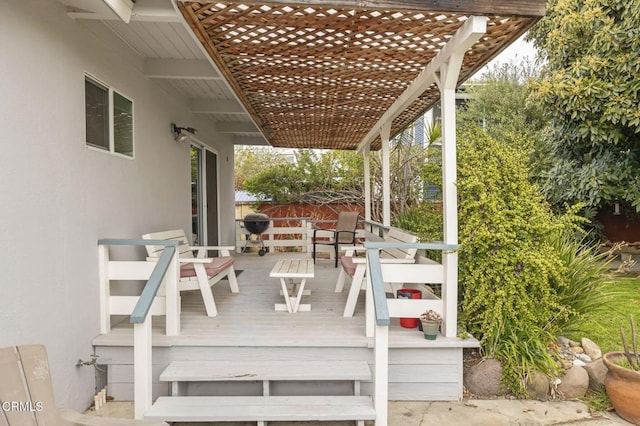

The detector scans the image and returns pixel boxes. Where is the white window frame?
[84,73,135,158]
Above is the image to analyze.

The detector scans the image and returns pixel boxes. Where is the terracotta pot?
[603,351,640,425]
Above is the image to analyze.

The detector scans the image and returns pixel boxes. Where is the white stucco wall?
[0,0,235,411]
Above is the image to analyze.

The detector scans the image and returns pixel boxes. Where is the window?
[85,74,134,157]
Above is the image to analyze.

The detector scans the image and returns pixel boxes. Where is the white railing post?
[100,239,177,420]
[301,218,308,253]
[133,318,152,420]
[165,248,180,336]
[374,324,389,426]
[365,272,374,338]
[380,122,391,228]
[235,219,243,252]
[97,244,110,334]
[363,145,372,222]
[265,220,274,252]
[366,246,390,426]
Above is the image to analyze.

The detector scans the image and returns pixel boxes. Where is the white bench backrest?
[382,260,445,318]
[142,229,194,259]
[381,227,418,260]
[378,231,445,319]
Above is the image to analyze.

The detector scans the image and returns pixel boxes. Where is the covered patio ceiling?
[178,1,545,150]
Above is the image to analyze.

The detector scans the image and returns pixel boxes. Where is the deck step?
[144,395,376,422]
[160,360,372,382]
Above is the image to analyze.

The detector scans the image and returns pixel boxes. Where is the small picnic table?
[269,259,314,313]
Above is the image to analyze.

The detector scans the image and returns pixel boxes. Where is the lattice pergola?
[179,1,543,150]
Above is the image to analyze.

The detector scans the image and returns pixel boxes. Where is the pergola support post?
[437,55,464,338]
[380,122,391,227]
[364,145,371,222]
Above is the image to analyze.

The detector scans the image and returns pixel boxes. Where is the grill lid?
[243,213,270,234]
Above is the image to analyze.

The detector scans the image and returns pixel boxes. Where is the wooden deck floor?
[93,251,478,350]
[95,252,364,347]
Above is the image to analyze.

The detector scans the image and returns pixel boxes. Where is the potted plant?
[419,309,442,340]
[602,315,640,424]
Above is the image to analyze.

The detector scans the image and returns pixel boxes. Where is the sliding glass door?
[190,145,219,247]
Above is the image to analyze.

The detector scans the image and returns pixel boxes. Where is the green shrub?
[495,327,559,395]
[457,126,570,395]
[546,229,612,334]
[393,202,443,262]
[397,125,613,397]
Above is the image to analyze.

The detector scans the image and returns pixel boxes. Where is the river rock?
[576,353,592,363]
[464,358,505,397]
[583,358,607,389]
[558,365,589,399]
[581,338,602,360]
[570,346,585,355]
[526,370,551,401]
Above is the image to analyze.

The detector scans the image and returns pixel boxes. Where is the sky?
[481,34,538,71]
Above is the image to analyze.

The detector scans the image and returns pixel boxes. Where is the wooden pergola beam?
[180,0,545,17]
[357,15,487,153]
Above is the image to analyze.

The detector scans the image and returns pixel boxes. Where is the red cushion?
[180,257,235,278]
[340,256,356,276]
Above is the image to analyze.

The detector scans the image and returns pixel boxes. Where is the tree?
[457,60,552,185]
[242,149,364,205]
[370,126,430,221]
[238,122,439,223]
[460,60,544,140]
[234,147,291,190]
[243,164,301,203]
[528,0,640,218]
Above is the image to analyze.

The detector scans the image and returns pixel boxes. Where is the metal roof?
[235,190,267,203]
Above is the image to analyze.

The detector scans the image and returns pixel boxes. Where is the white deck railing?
[234,216,386,255]
[97,238,180,420]
[235,217,312,253]
[365,241,459,426]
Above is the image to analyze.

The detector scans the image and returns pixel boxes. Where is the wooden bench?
[145,360,375,425]
[0,344,167,426]
[142,229,239,317]
[335,227,419,317]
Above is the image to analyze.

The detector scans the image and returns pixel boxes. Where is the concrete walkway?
[388,400,630,425]
[86,399,632,425]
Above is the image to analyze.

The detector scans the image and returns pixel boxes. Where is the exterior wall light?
[170,123,197,142]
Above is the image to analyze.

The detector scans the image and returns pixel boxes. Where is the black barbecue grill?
[242,213,270,256]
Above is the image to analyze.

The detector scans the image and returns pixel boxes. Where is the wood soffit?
[179,1,544,150]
